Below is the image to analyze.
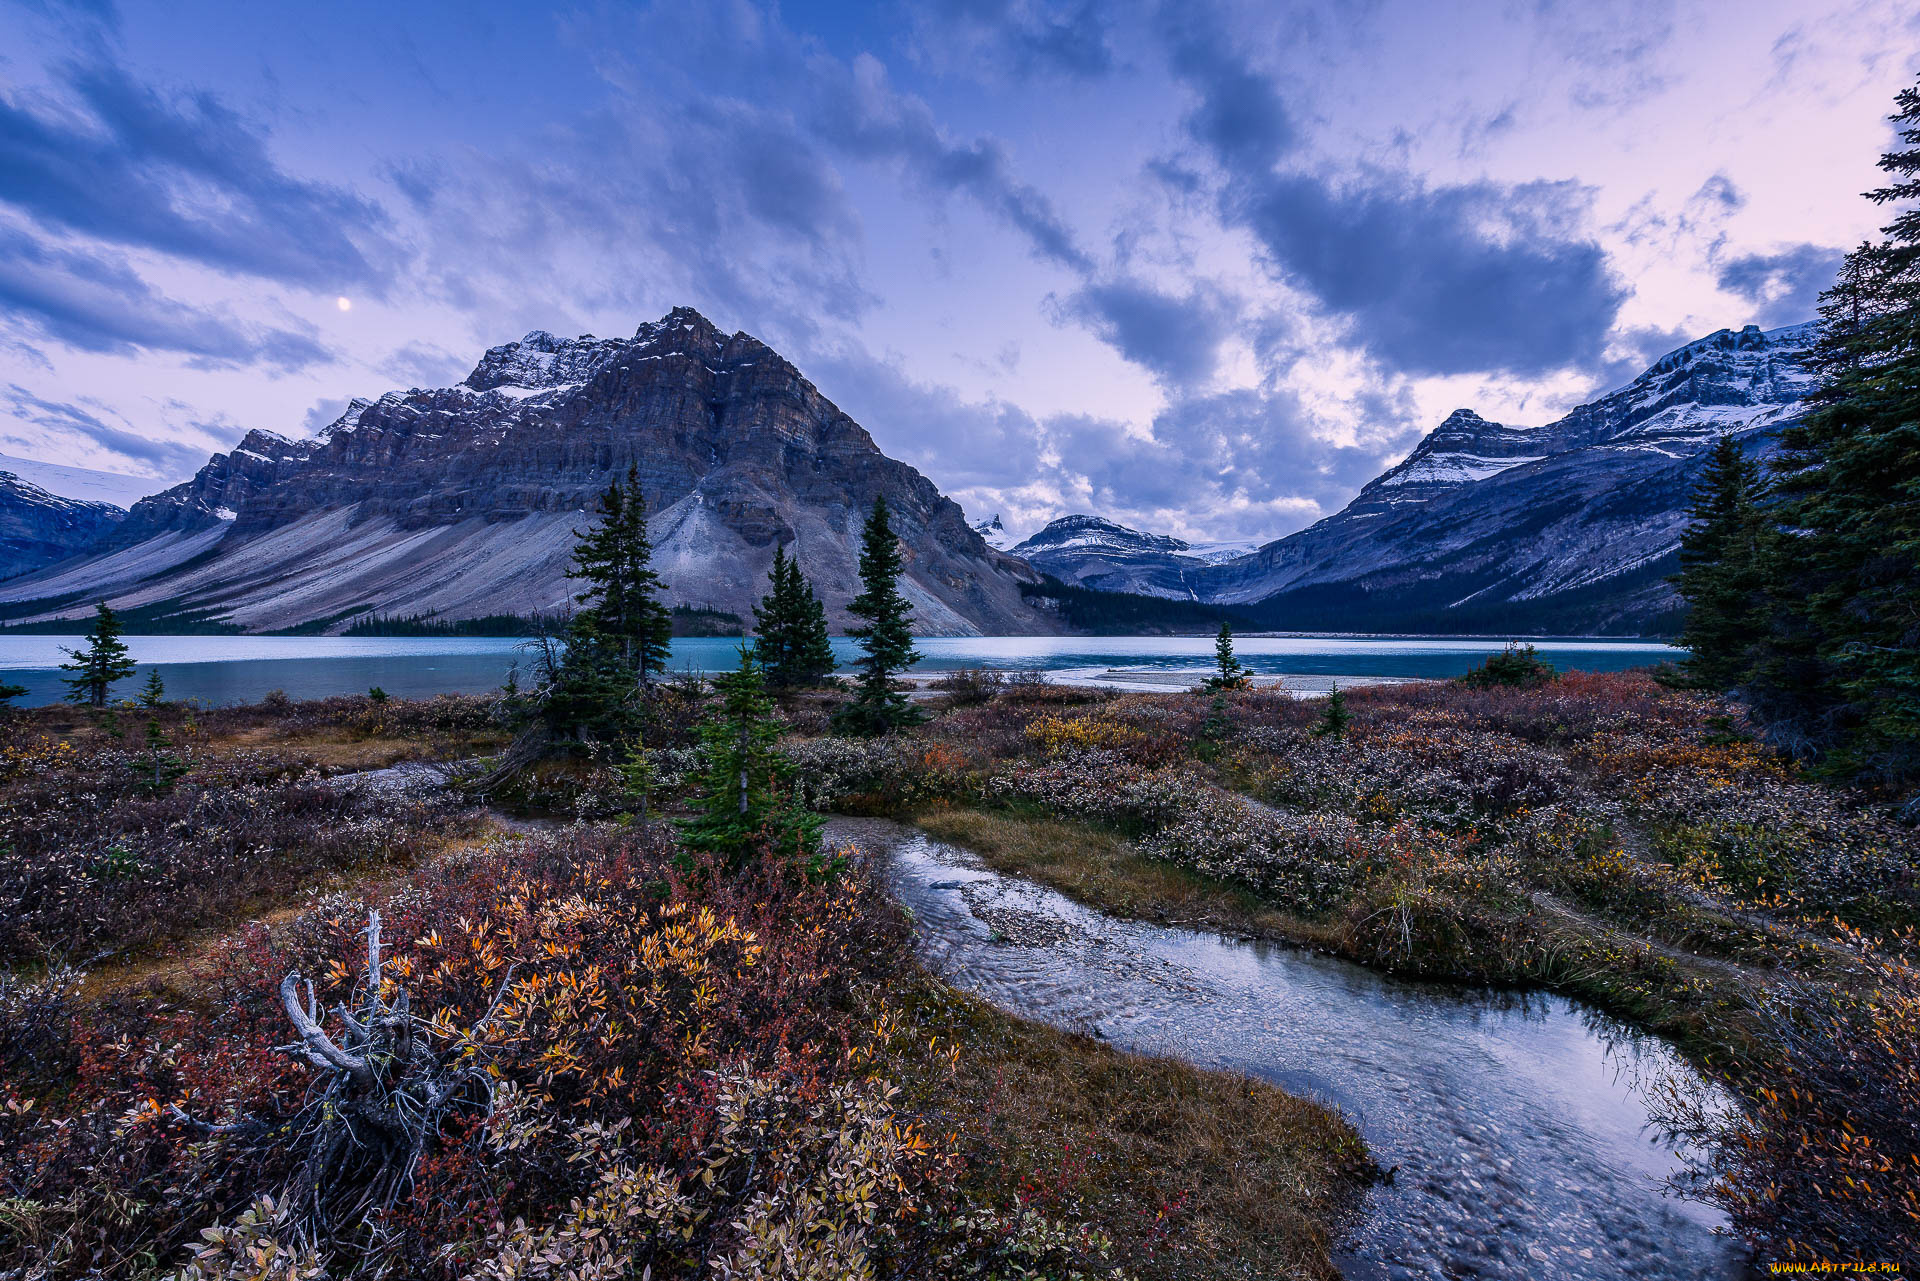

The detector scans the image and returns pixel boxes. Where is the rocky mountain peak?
[5,306,1050,637]
[972,514,1013,550]
[0,470,126,579]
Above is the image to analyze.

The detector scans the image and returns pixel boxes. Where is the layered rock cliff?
[1,308,1054,636]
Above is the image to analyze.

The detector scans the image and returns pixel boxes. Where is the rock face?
[1010,514,1258,600]
[1201,323,1819,634]
[1,308,1054,636]
[0,471,126,580]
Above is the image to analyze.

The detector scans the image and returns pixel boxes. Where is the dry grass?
[915,808,1340,947]
[899,981,1371,1281]
[205,723,510,771]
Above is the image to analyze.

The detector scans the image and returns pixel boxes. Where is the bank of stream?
[828,817,1752,1281]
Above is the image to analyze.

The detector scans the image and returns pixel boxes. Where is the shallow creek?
[827,818,1753,1281]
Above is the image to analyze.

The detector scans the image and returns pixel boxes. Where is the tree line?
[535,464,924,743]
[1673,78,1920,797]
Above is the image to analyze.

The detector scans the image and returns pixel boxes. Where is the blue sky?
[1,0,1914,541]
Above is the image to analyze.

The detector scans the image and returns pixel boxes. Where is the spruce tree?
[567,465,672,685]
[1312,682,1351,738]
[132,670,187,794]
[680,645,823,868]
[1202,621,1251,691]
[0,681,26,710]
[752,545,798,683]
[754,547,838,689]
[833,496,924,735]
[60,602,136,708]
[1747,81,1920,786]
[1672,434,1768,690]
[792,562,837,686]
[547,467,673,737]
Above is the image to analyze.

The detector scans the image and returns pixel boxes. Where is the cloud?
[1158,10,1625,379]
[1057,278,1238,386]
[915,0,1115,80]
[382,339,471,389]
[0,58,398,291]
[814,53,1093,273]
[2,383,207,475]
[0,225,334,371]
[1042,382,1413,541]
[1161,14,1293,170]
[1234,173,1625,376]
[1716,243,1843,328]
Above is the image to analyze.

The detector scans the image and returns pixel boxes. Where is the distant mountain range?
[1020,322,1818,635]
[0,316,1818,637]
[0,309,1052,636]
[1008,514,1259,600]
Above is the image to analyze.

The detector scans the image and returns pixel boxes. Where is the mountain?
[1010,514,1261,600]
[971,514,1014,550]
[0,471,126,579]
[0,308,1054,636]
[0,453,162,511]
[1205,322,1819,634]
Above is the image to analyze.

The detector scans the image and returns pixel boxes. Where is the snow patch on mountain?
[971,514,1014,550]
[0,453,163,510]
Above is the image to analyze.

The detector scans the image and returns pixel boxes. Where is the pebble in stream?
[830,818,1754,1281]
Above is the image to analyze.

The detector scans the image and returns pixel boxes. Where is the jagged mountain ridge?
[1010,514,1259,600]
[1203,322,1819,632]
[1012,322,1816,633]
[0,472,127,580]
[1,308,1054,636]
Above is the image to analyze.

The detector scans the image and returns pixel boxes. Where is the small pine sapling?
[1312,682,1351,738]
[132,670,188,794]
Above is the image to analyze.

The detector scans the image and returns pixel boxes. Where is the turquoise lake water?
[0,633,1680,707]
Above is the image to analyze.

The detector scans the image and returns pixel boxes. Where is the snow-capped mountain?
[0,453,163,512]
[1199,322,1819,633]
[1,308,1054,635]
[971,514,1014,550]
[1011,514,1261,600]
[0,471,126,579]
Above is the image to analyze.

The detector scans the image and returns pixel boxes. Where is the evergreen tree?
[790,557,838,686]
[832,496,924,736]
[1202,621,1251,692]
[1746,81,1920,787]
[567,465,673,684]
[546,467,673,737]
[0,681,26,710]
[679,646,824,869]
[1312,682,1351,738]
[1672,434,1768,690]
[754,547,839,689]
[60,602,136,708]
[751,544,797,681]
[131,670,187,794]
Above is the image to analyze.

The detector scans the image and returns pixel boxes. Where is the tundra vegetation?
[3,625,1916,1275]
[0,673,1372,1279]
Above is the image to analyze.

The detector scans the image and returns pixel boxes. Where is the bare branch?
[280,972,375,1090]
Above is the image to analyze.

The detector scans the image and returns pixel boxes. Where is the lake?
[0,633,1681,707]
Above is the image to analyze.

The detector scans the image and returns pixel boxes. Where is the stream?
[827,818,1753,1281]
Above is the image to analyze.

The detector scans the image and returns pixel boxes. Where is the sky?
[1,0,1915,543]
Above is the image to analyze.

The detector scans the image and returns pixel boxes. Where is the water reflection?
[0,632,1680,707]
[831,818,1750,1281]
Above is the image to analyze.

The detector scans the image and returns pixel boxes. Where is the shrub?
[931,667,1004,706]
[1457,643,1558,689]
[1657,942,1920,1263]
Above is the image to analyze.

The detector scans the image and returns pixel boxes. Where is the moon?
[336,297,352,312]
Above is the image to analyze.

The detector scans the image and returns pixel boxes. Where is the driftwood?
[174,909,512,1253]
[464,724,554,797]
